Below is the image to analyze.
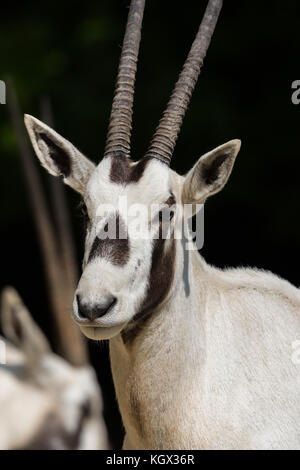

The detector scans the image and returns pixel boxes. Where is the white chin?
[79,323,126,340]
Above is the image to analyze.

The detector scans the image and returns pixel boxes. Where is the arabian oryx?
[0,287,109,450]
[24,0,300,449]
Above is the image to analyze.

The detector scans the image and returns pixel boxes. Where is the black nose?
[76,295,117,321]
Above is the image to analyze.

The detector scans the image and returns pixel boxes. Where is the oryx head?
[24,0,240,341]
[0,287,108,449]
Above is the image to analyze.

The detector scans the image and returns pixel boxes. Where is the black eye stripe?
[78,200,90,233]
[87,213,129,266]
[81,205,88,218]
[122,237,176,344]
[78,200,87,214]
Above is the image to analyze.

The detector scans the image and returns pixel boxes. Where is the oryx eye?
[80,202,88,217]
[78,200,90,230]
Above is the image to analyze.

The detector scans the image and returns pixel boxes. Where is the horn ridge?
[104,0,146,159]
[145,0,223,165]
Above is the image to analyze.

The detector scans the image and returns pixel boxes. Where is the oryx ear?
[1,287,51,363]
[24,114,95,195]
[182,140,241,205]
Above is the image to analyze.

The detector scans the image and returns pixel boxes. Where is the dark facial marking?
[165,193,176,207]
[155,193,176,237]
[201,153,228,185]
[78,200,90,233]
[37,132,71,177]
[88,213,129,266]
[109,152,152,184]
[182,234,190,297]
[122,237,176,344]
[122,195,177,343]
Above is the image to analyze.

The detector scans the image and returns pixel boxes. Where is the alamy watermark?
[291,80,300,105]
[0,80,5,104]
[92,197,204,251]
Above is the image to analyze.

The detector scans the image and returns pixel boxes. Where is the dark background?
[0,0,299,448]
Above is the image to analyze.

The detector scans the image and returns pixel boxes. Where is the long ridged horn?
[104,0,146,158]
[145,0,223,164]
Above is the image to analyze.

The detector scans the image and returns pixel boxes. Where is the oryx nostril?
[76,294,117,321]
[93,297,117,319]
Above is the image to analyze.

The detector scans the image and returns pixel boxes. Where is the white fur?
[25,116,300,449]
[111,247,300,449]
